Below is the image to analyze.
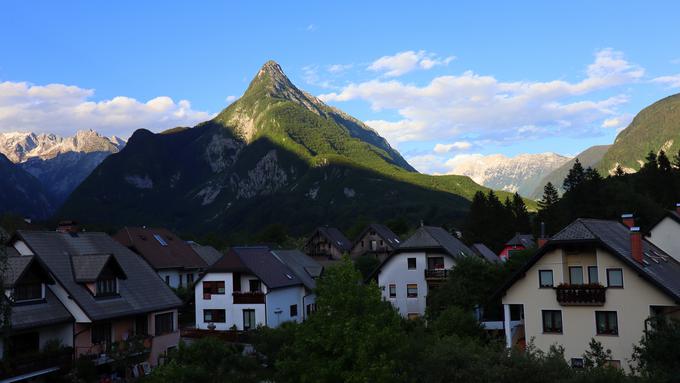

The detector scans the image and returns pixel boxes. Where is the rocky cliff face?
[0,130,125,205]
[449,152,570,197]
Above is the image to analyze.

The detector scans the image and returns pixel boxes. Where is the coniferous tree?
[614,164,625,177]
[538,182,559,210]
[584,167,602,182]
[511,192,531,233]
[641,151,658,172]
[658,150,672,173]
[563,159,585,192]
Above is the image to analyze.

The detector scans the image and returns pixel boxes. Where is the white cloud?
[433,141,472,153]
[601,114,632,129]
[0,81,212,138]
[327,64,353,74]
[652,74,680,88]
[306,24,317,32]
[322,49,642,144]
[368,50,455,77]
[225,95,237,103]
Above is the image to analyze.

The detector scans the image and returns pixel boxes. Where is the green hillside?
[58,61,526,237]
[599,93,680,174]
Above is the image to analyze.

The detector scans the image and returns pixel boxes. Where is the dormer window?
[5,255,51,304]
[13,282,43,302]
[154,234,168,246]
[96,277,118,296]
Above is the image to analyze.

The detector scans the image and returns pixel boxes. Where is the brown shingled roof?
[113,227,207,270]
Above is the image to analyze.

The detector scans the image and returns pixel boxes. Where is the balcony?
[233,291,265,304]
[0,347,72,380]
[555,284,606,306]
[424,269,450,280]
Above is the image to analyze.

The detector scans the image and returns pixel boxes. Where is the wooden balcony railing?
[424,269,450,280]
[555,284,606,306]
[233,291,265,304]
[0,347,72,380]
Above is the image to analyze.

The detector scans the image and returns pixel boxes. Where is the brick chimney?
[621,213,635,228]
[56,220,80,234]
[537,221,549,247]
[630,226,643,264]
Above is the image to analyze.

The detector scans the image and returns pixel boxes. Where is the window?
[596,311,618,335]
[203,309,226,323]
[427,257,445,269]
[153,234,168,246]
[92,322,112,344]
[243,309,256,330]
[96,278,117,296]
[569,266,584,285]
[249,279,262,292]
[306,304,316,316]
[607,269,623,288]
[389,284,396,298]
[135,315,148,336]
[186,273,194,285]
[165,275,170,285]
[203,281,226,295]
[542,310,563,333]
[13,283,43,302]
[571,358,584,368]
[178,275,183,288]
[407,258,417,270]
[155,312,174,335]
[371,240,377,251]
[539,270,554,287]
[588,266,599,284]
[407,284,418,298]
[290,304,298,317]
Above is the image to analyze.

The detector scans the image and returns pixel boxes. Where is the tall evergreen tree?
[658,150,672,173]
[511,192,531,233]
[538,182,559,210]
[614,164,625,177]
[563,159,585,192]
[641,151,658,172]
[584,167,602,182]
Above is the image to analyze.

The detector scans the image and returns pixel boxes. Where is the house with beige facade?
[303,227,351,260]
[349,223,401,262]
[9,227,183,375]
[496,216,680,371]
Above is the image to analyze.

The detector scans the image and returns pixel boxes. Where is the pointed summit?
[244,60,312,105]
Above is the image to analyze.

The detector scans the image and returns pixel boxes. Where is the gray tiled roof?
[71,253,124,282]
[505,233,536,248]
[353,224,401,249]
[232,247,303,290]
[497,218,680,302]
[471,243,499,263]
[189,243,223,266]
[8,289,73,330]
[272,250,322,290]
[16,230,182,321]
[317,227,352,251]
[4,254,34,287]
[398,226,472,257]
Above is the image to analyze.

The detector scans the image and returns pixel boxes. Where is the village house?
[647,204,680,260]
[194,247,321,331]
[10,227,183,371]
[0,247,75,382]
[349,223,401,261]
[496,216,680,371]
[371,226,473,319]
[499,233,536,261]
[303,227,351,260]
[113,227,208,289]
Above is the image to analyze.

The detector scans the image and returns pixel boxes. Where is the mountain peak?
[258,60,286,78]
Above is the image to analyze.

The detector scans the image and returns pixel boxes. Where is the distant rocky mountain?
[530,145,611,199]
[59,61,516,236]
[0,130,125,205]
[0,153,52,219]
[599,93,680,175]
[448,153,570,197]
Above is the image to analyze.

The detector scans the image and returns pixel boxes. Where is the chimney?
[56,220,79,234]
[621,213,635,228]
[630,226,643,264]
[676,202,680,214]
[537,222,549,247]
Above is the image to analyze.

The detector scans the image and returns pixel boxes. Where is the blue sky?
[2,1,680,173]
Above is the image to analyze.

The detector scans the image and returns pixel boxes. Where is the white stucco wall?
[649,217,680,262]
[194,272,266,331]
[266,285,306,327]
[377,251,456,317]
[502,247,678,371]
[157,270,197,289]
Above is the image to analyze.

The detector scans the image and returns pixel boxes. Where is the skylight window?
[285,274,293,280]
[154,234,168,246]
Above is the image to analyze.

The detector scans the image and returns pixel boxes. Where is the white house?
[194,247,321,331]
[496,217,680,371]
[371,226,472,319]
[647,204,680,262]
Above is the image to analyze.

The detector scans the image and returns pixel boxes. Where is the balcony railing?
[424,269,450,280]
[555,284,606,306]
[233,291,265,304]
[0,347,72,380]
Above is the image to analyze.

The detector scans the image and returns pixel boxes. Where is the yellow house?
[496,217,680,371]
